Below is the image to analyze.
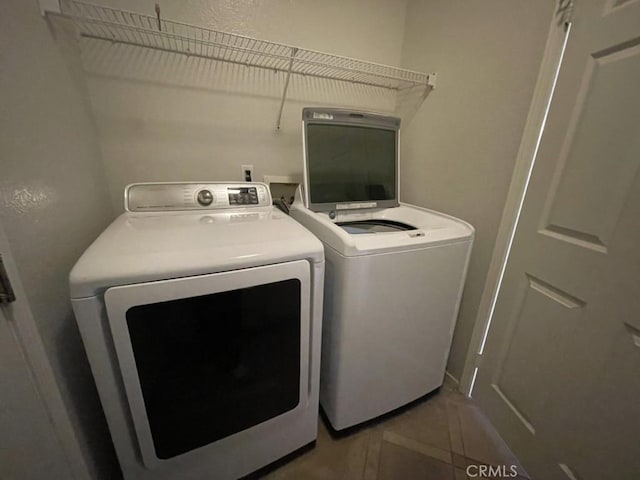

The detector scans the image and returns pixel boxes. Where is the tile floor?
[262,379,529,480]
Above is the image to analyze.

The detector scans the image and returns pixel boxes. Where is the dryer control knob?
[197,189,214,206]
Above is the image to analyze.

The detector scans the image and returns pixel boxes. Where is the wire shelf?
[52,0,432,91]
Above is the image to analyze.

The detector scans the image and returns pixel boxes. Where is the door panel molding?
[490,272,586,439]
[604,0,640,16]
[538,224,607,253]
[490,384,536,435]
[0,221,89,479]
[538,40,640,250]
[526,274,586,309]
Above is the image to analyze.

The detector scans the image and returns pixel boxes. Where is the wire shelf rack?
[43,0,435,127]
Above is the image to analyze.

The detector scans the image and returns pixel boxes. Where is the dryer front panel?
[104,260,311,469]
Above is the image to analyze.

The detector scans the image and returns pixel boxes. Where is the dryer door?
[104,260,310,469]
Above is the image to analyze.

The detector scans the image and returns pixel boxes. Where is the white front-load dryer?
[70,182,324,480]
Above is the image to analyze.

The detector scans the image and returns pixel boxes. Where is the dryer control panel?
[125,182,272,212]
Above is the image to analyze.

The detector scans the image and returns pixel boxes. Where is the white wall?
[80,0,409,212]
[399,0,555,380]
[0,0,118,478]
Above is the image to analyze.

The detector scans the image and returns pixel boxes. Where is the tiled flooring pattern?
[263,380,529,480]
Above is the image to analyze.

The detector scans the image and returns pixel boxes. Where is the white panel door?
[473,1,640,479]
[0,264,74,480]
[0,289,73,480]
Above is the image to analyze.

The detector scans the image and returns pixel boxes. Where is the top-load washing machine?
[70,182,324,480]
[290,108,474,430]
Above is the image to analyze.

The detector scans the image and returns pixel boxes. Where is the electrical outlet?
[241,164,254,182]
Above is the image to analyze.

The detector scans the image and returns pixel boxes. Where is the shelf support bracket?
[39,0,61,16]
[276,47,299,130]
[427,73,437,89]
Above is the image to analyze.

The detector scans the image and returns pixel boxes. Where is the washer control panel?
[125,182,272,212]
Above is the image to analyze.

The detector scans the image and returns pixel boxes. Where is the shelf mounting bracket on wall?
[427,73,437,89]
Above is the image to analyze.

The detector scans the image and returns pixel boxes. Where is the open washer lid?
[301,108,401,213]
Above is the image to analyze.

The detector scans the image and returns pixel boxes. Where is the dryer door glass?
[125,278,301,460]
